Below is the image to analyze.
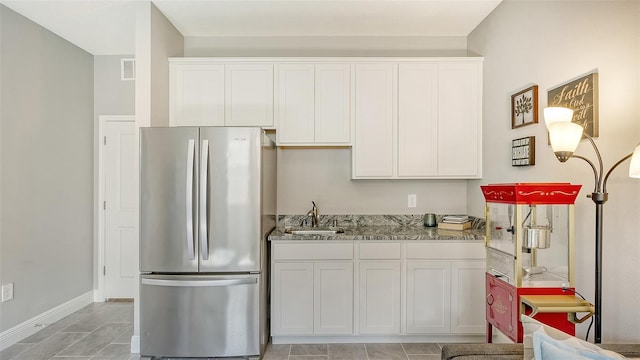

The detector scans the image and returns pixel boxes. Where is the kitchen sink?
[284,228,345,235]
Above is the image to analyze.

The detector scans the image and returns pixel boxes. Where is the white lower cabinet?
[406,261,451,334]
[271,241,485,340]
[450,260,486,334]
[406,259,486,335]
[358,261,401,334]
[272,262,314,335]
[314,262,353,334]
[272,260,353,336]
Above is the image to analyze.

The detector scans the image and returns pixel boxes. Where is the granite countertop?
[268,215,485,241]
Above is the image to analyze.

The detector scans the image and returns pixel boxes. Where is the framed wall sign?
[547,71,599,137]
[511,85,538,129]
[512,136,535,166]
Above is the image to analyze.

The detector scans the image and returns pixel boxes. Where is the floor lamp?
[544,107,640,343]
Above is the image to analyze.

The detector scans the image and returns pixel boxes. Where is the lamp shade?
[629,144,640,178]
[544,107,574,130]
[549,121,583,162]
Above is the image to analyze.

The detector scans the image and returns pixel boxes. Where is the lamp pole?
[563,133,633,344]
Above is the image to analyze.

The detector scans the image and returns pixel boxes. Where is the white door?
[103,119,136,299]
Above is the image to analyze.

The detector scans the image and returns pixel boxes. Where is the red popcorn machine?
[481,183,594,343]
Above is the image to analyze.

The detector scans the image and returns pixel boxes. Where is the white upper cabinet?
[276,63,351,145]
[437,62,482,177]
[352,59,482,179]
[353,64,395,178]
[225,64,274,127]
[169,57,481,178]
[169,60,274,128]
[314,64,351,144]
[397,63,439,177]
[170,63,225,127]
[276,64,315,143]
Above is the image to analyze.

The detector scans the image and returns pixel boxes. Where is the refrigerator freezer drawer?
[140,274,260,358]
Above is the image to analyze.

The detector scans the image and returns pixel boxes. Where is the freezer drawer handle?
[141,278,258,287]
[186,139,196,260]
[199,139,209,260]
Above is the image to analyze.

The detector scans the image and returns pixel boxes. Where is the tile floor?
[1,300,137,360]
[1,301,444,360]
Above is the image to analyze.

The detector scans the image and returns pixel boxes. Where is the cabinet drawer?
[359,242,401,259]
[273,243,354,260]
[406,242,485,260]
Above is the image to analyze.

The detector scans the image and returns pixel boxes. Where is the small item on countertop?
[438,221,472,231]
[442,215,470,224]
[423,213,437,227]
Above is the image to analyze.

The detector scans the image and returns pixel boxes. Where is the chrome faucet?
[306,201,319,227]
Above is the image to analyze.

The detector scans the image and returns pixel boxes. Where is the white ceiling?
[0,0,503,55]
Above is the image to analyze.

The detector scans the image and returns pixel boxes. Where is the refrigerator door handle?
[186,138,196,260]
[141,278,257,287]
[199,139,209,260]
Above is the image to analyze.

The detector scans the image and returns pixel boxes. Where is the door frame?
[96,115,135,302]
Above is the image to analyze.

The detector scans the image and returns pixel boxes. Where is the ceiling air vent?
[121,58,135,81]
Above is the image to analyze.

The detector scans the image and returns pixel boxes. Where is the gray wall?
[94,56,135,117]
[468,0,640,342]
[184,36,468,57]
[276,148,468,215]
[0,5,94,332]
[150,2,184,127]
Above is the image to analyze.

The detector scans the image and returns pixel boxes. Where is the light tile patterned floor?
[1,301,137,360]
[1,301,444,360]
[262,343,442,360]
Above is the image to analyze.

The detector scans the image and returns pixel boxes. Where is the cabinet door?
[359,261,400,334]
[314,262,353,335]
[397,64,438,177]
[451,260,486,334]
[277,64,315,144]
[353,64,395,178]
[437,62,482,177]
[315,64,351,144]
[406,261,451,334]
[225,64,274,127]
[272,262,313,335]
[170,63,224,127]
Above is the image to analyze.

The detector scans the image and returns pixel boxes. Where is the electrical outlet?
[2,283,14,302]
[408,194,417,208]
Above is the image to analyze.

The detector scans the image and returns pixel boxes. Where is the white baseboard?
[271,334,486,344]
[130,335,140,354]
[0,290,94,351]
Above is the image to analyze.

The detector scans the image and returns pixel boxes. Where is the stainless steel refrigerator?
[139,127,276,359]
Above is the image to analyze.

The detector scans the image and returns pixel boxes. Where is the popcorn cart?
[481,183,594,343]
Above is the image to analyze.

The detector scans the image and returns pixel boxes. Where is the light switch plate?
[2,283,14,302]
